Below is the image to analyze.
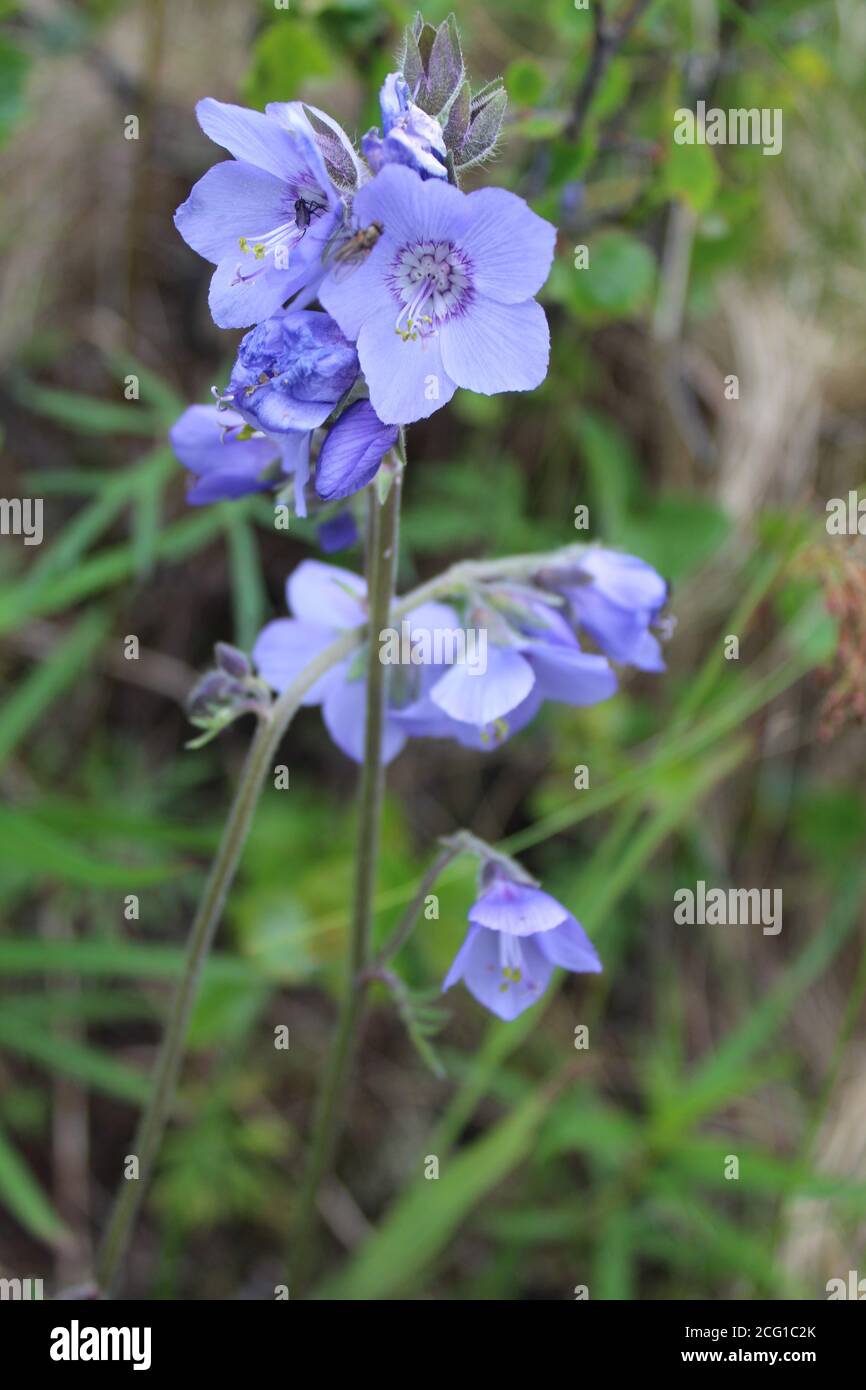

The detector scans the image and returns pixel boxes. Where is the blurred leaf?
[243,17,333,107]
[318,1087,553,1299]
[0,34,30,145]
[11,379,162,435]
[660,139,720,214]
[617,494,732,582]
[0,1014,149,1104]
[226,513,267,652]
[0,1120,67,1247]
[0,608,110,772]
[546,231,656,320]
[0,806,186,888]
[504,59,546,107]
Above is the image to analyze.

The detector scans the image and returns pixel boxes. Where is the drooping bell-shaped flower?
[443,864,601,1020]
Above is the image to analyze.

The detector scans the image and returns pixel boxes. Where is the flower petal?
[287,559,366,629]
[316,399,398,501]
[252,619,343,706]
[525,644,618,706]
[319,247,389,341]
[351,162,468,249]
[536,916,602,974]
[455,927,554,1020]
[196,97,319,185]
[170,404,278,503]
[430,645,535,726]
[440,296,550,396]
[322,677,407,764]
[442,924,482,992]
[469,879,570,937]
[174,161,288,265]
[357,303,457,425]
[209,253,297,331]
[461,187,557,303]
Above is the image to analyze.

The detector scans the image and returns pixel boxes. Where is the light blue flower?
[320,164,557,425]
[443,868,601,1020]
[362,73,448,181]
[174,99,359,329]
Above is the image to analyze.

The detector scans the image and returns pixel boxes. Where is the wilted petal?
[316,399,398,501]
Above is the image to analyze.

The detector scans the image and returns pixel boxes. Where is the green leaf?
[0,806,186,888]
[243,18,333,108]
[547,231,656,320]
[0,1015,149,1105]
[504,59,546,107]
[0,608,110,772]
[317,1087,552,1299]
[660,139,720,214]
[0,1120,67,1247]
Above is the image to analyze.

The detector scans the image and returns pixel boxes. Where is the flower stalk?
[288,457,403,1294]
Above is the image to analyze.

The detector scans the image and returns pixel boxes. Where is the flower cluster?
[253,546,668,762]
[169,19,554,510]
[170,14,671,1024]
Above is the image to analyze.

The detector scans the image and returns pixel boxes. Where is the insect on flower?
[329,221,384,282]
[294,197,327,234]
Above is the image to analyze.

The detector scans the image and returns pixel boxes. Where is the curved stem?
[288,466,403,1293]
[371,844,462,972]
[96,625,359,1297]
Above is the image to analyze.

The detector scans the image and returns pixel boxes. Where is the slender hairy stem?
[95,626,359,1297]
[371,845,462,972]
[289,465,403,1293]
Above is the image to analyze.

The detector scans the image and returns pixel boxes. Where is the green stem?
[95,625,359,1297]
[289,465,403,1293]
[371,845,461,972]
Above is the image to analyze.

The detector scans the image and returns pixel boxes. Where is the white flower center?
[388,240,472,341]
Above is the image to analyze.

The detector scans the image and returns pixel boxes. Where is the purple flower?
[252,561,453,764]
[444,868,601,1020]
[362,73,448,181]
[225,309,359,435]
[215,309,357,515]
[393,585,617,750]
[316,399,399,501]
[541,548,669,672]
[317,511,359,554]
[320,163,557,425]
[174,99,358,329]
[169,404,309,505]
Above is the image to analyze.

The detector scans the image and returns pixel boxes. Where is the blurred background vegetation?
[1,0,865,1300]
